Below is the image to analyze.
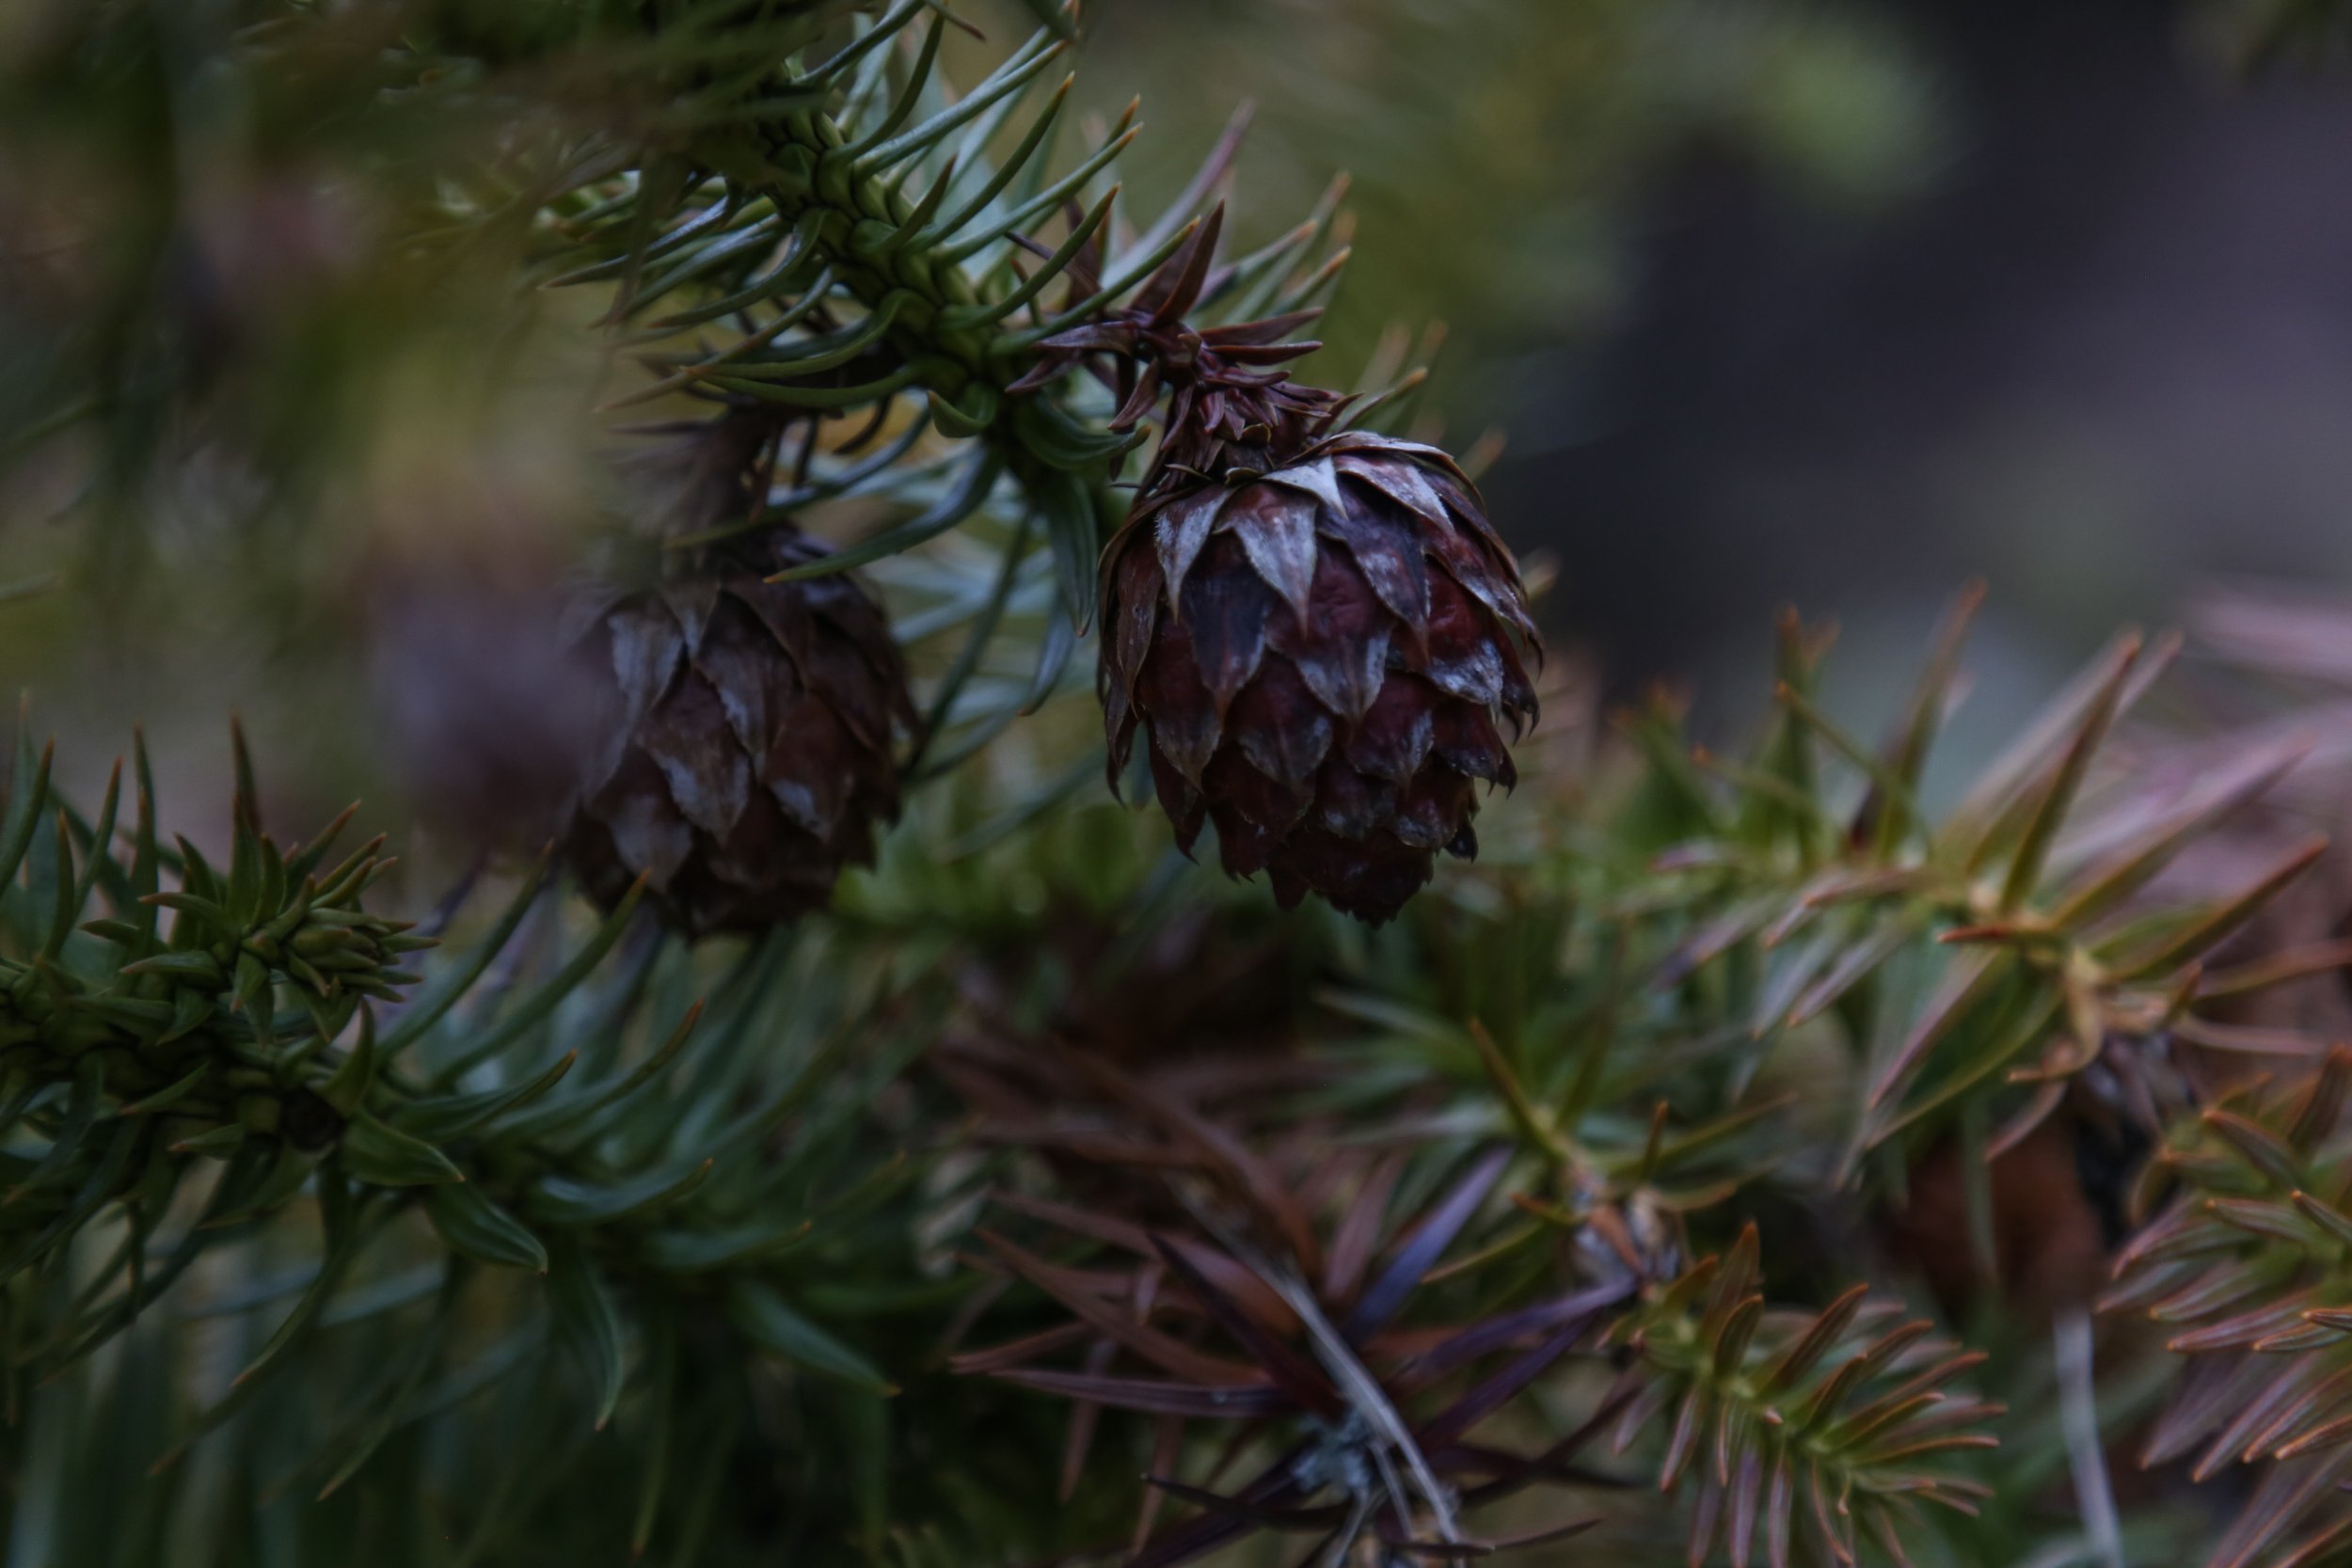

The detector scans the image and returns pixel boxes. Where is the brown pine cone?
[1101,430,1540,924]
[563,530,914,936]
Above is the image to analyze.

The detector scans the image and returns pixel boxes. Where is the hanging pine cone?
[563,531,913,935]
[1101,433,1538,922]
[561,408,914,936]
[1053,212,1541,923]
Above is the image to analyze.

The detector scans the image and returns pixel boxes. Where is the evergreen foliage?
[7,3,2352,1566]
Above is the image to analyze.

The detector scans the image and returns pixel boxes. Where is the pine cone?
[1101,431,1539,923]
[563,531,913,936]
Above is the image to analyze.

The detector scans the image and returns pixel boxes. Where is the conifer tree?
[6,3,2352,1565]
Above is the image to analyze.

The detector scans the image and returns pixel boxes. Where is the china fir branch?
[533,2,1358,612]
[1554,587,2328,1174]
[2102,1049,2352,1568]
[946,1025,2004,1568]
[1618,1225,2001,1568]
[0,724,936,1444]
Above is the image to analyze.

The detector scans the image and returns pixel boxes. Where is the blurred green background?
[6,0,2349,835]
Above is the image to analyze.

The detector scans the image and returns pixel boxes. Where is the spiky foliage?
[2103,1050,2352,1568]
[507,1,1379,657]
[0,732,431,1299]
[956,1138,1623,1565]
[1270,599,2352,1563]
[0,721,1058,1563]
[10,608,2347,1567]
[25,578,2344,1567]
[1620,1226,2000,1568]
[14,4,2352,1568]
[944,1026,2002,1568]
[1572,592,2327,1175]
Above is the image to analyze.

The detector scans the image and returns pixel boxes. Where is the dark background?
[1508,0,2352,693]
